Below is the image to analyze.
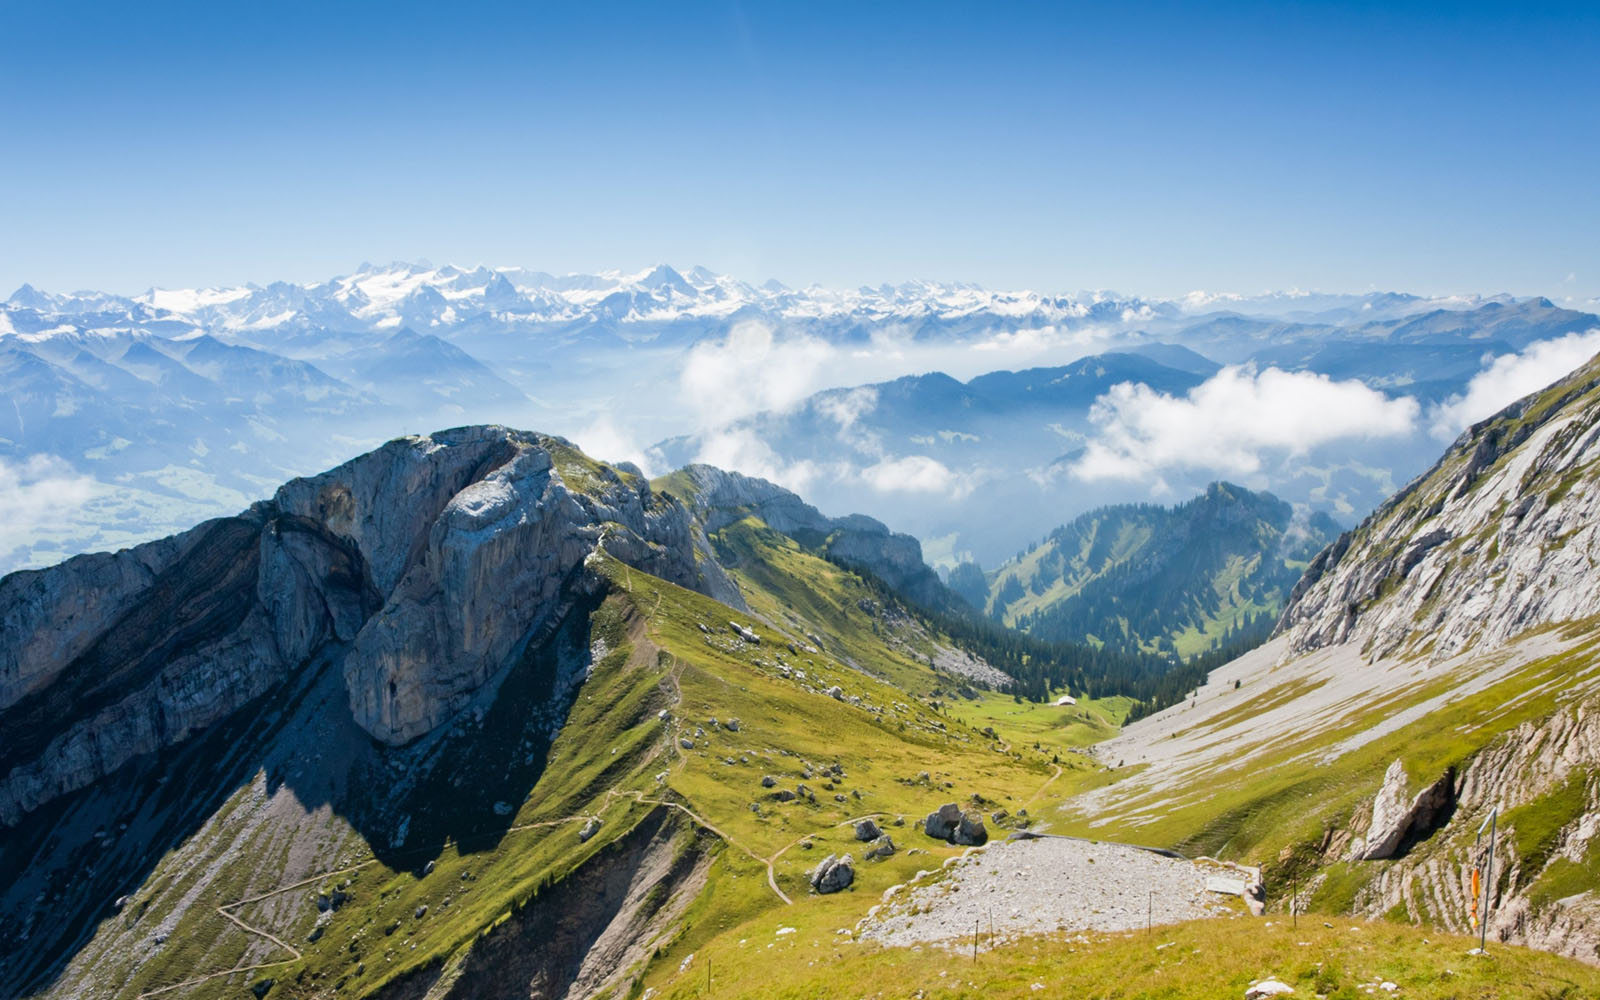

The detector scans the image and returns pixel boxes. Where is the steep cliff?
[1058,351,1600,965]
[0,427,734,825]
[1278,353,1600,662]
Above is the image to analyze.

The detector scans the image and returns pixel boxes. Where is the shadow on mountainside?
[0,583,604,1000]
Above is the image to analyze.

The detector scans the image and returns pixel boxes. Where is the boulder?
[579,818,601,842]
[773,789,797,802]
[925,802,988,845]
[854,818,883,841]
[956,810,989,846]
[825,685,845,700]
[1245,981,1294,999]
[865,835,896,860]
[924,802,964,841]
[761,775,777,788]
[810,853,855,894]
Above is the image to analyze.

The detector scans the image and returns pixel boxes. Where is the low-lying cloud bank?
[1070,366,1420,488]
[1429,330,1600,440]
[0,455,95,559]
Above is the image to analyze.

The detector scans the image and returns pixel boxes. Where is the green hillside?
[979,482,1340,657]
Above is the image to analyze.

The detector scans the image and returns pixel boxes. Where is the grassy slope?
[99,515,1110,1000]
[640,904,1600,1000]
[69,429,1600,998]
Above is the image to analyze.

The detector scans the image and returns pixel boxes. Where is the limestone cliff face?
[666,463,956,612]
[1277,354,1600,663]
[1348,699,1600,964]
[0,427,733,825]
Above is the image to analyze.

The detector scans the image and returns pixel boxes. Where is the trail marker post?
[1475,808,1498,954]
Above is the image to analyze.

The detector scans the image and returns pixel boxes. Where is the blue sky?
[2,1,1596,298]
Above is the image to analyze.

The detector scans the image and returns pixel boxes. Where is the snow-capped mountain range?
[3,261,1598,577]
[1,261,1539,344]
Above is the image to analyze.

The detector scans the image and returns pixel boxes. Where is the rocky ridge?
[0,427,735,825]
[1277,353,1600,663]
[661,463,959,612]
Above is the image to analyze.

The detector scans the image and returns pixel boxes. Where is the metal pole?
[1292,870,1297,928]
[973,919,979,962]
[1480,809,1497,953]
[1148,890,1153,935]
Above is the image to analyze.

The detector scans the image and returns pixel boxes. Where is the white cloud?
[678,320,834,429]
[859,455,969,496]
[1071,366,1420,485]
[815,386,878,429]
[570,416,654,475]
[0,455,96,557]
[691,426,822,496]
[1429,330,1600,440]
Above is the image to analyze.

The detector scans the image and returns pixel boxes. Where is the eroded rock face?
[1349,697,1600,965]
[1276,358,1600,663]
[0,427,736,824]
[1350,759,1455,861]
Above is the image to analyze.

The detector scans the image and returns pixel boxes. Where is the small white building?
[1054,694,1078,706]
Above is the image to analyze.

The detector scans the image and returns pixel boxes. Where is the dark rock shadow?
[0,574,605,1000]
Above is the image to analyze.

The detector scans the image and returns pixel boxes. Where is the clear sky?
[2,1,1596,299]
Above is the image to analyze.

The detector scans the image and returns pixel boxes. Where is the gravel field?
[860,835,1241,948]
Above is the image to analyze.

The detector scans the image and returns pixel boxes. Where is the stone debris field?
[860,835,1244,948]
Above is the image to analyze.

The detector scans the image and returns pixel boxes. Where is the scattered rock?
[726,718,741,732]
[414,904,428,919]
[579,818,601,842]
[679,737,695,750]
[855,818,884,841]
[1245,981,1294,999]
[774,789,797,802]
[811,854,855,894]
[866,835,897,860]
[422,860,435,876]
[825,685,845,701]
[251,979,274,998]
[730,621,761,644]
[492,801,513,817]
[761,775,778,788]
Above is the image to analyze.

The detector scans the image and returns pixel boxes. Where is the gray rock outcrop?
[0,427,738,825]
[1277,356,1600,663]
[810,853,855,894]
[854,818,883,841]
[1350,759,1455,861]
